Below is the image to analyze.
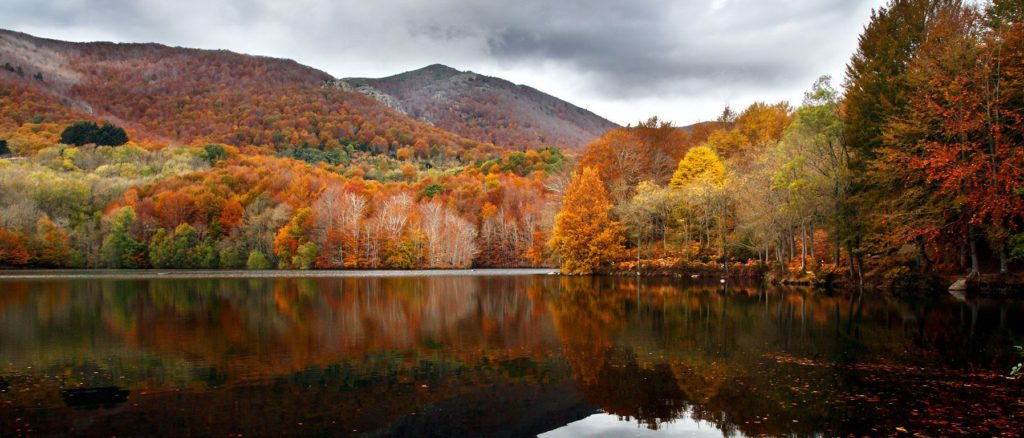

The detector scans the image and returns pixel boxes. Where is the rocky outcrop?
[322,78,408,116]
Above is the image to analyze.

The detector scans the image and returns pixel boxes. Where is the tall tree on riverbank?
[550,167,625,274]
[842,0,934,283]
[877,0,1024,276]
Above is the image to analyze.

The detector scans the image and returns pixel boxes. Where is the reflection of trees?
[1,276,1023,436]
[577,347,688,430]
[545,276,625,384]
[0,276,562,387]
[541,277,1024,436]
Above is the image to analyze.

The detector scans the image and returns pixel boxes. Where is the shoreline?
[0,268,559,280]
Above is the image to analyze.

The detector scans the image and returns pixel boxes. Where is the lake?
[0,271,1022,436]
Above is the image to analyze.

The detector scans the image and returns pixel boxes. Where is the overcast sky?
[0,0,885,125]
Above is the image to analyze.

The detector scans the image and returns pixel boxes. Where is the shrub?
[246,250,271,270]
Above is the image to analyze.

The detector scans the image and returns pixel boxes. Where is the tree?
[201,144,229,165]
[274,207,317,269]
[0,227,30,266]
[219,197,245,233]
[550,167,625,274]
[774,77,850,270]
[707,102,794,163]
[842,0,934,284]
[669,146,733,260]
[149,223,217,268]
[579,117,688,199]
[60,121,100,146]
[0,139,9,156]
[60,121,129,146]
[246,250,271,269]
[421,202,478,268]
[881,1,1024,276]
[101,207,146,268]
[29,215,73,267]
[618,181,678,269]
[669,146,725,189]
[96,123,129,146]
[148,228,175,268]
[293,242,318,270]
[843,0,933,166]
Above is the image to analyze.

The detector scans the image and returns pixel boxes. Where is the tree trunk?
[999,241,1008,275]
[705,214,711,254]
[915,235,930,273]
[789,228,796,264]
[637,237,642,276]
[968,224,980,278]
[834,232,841,266]
[800,222,807,272]
[719,210,727,264]
[846,239,863,290]
[809,221,816,261]
[682,219,689,261]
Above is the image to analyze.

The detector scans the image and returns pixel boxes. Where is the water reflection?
[0,275,1021,436]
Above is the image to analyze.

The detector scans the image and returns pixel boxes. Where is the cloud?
[0,0,884,124]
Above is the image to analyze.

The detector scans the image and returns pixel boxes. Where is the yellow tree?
[669,146,725,189]
[550,167,625,274]
[669,146,729,259]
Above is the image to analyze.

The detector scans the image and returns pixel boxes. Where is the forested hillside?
[0,30,567,269]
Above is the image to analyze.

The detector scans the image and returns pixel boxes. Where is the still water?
[0,272,1022,436]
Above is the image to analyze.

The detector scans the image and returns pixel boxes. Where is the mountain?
[0,29,488,154]
[343,64,618,151]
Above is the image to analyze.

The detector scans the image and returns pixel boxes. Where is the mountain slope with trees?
[0,29,492,157]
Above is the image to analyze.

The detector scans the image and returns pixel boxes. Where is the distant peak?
[415,64,461,76]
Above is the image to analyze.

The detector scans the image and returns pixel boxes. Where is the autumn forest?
[1,0,1023,291]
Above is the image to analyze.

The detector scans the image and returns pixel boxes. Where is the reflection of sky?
[539,412,738,437]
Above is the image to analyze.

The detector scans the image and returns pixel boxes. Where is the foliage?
[293,242,318,270]
[1011,234,1024,262]
[149,223,218,269]
[706,102,793,163]
[550,167,625,274]
[579,117,690,198]
[277,146,346,166]
[874,0,1024,275]
[201,144,230,165]
[60,121,129,146]
[274,207,316,269]
[246,250,271,270]
[100,207,146,268]
[843,0,932,167]
[28,215,72,267]
[0,227,30,266]
[420,183,444,198]
[669,146,725,189]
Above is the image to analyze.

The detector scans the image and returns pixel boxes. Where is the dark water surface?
[0,272,1022,436]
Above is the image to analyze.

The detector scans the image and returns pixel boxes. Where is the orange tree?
[549,167,625,274]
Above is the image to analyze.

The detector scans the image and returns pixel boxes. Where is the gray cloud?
[0,0,883,124]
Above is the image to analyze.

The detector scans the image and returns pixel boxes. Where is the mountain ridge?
[1,29,617,153]
[0,28,495,156]
[343,64,619,151]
